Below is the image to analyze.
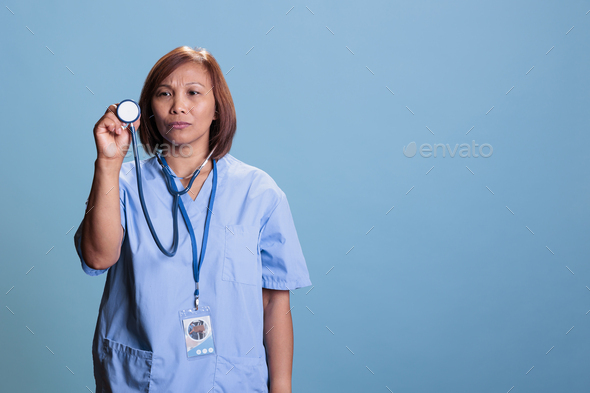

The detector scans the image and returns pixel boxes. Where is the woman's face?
[151,62,217,151]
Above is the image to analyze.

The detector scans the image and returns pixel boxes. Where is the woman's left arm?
[262,288,293,393]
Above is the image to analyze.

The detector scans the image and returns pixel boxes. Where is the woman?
[74,46,312,392]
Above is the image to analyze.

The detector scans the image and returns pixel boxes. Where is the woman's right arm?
[80,103,140,270]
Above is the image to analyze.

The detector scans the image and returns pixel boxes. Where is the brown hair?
[138,46,236,160]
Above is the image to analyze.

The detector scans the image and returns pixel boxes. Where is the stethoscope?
[115,99,214,258]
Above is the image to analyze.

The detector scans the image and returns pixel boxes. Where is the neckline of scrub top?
[147,154,226,217]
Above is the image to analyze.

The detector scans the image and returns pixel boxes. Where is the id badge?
[179,305,216,359]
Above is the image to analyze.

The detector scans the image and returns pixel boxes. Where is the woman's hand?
[93,103,141,163]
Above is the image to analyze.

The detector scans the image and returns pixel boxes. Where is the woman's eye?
[156,90,198,97]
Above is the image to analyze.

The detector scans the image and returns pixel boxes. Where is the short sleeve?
[73,186,127,276]
[260,190,312,290]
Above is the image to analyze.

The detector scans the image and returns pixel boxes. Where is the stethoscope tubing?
[129,123,213,258]
[129,124,182,257]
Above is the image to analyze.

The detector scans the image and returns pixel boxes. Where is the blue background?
[1,0,589,391]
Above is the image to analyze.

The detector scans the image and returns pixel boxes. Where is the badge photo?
[180,307,216,358]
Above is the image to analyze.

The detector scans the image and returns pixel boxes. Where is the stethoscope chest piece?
[117,99,141,124]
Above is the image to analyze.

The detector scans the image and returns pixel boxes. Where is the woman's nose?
[171,98,188,114]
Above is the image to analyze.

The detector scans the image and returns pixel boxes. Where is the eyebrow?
[157,82,205,88]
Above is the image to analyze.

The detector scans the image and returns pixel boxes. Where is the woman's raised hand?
[93,103,141,163]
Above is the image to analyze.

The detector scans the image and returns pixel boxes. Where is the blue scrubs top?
[73,153,312,392]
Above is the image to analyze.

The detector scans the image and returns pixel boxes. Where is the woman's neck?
[160,145,213,179]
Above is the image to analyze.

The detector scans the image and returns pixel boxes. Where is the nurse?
[73,46,312,392]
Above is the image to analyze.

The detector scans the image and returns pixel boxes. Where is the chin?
[160,130,207,147]
[162,133,191,144]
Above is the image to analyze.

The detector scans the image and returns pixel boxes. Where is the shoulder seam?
[261,188,286,232]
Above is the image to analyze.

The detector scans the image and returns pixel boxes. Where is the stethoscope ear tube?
[157,146,216,197]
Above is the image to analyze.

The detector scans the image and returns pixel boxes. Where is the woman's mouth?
[168,122,191,129]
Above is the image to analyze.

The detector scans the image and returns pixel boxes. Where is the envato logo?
[403,141,493,158]
[102,141,194,158]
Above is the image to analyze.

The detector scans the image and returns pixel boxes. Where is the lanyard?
[162,156,218,310]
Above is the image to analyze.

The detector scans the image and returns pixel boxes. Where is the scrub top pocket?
[223,225,260,286]
[98,338,154,392]
[214,355,268,392]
